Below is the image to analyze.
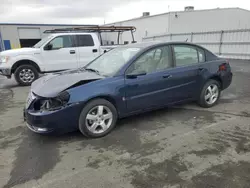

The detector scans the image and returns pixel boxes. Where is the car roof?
[119,41,206,50]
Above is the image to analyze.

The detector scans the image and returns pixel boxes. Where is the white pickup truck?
[0,32,114,85]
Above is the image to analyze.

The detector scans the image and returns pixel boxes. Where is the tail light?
[219,60,229,71]
[219,64,227,71]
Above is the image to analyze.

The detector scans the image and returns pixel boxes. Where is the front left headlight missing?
[0,56,10,63]
[34,91,70,111]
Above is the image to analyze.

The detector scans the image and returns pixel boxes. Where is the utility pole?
[168,5,170,33]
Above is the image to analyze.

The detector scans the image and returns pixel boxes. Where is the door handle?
[162,74,172,79]
[70,50,75,54]
[198,68,204,71]
[92,49,98,53]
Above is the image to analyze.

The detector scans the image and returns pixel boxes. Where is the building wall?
[103,8,250,44]
[0,25,22,49]
[168,8,250,33]
[104,14,170,44]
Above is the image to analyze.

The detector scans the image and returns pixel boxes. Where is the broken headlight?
[34,91,70,111]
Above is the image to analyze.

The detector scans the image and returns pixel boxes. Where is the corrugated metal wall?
[142,29,250,60]
[104,8,250,46]
[103,8,250,59]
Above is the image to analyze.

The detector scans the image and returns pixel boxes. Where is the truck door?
[42,35,78,71]
[75,34,100,68]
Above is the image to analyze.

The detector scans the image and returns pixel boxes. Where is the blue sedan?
[24,41,232,137]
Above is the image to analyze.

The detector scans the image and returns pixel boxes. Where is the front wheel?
[198,79,221,108]
[79,99,118,138]
[14,65,39,86]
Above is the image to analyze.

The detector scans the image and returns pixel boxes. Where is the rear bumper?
[221,72,233,90]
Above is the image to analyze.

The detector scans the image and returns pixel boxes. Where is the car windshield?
[33,35,54,48]
[85,47,141,76]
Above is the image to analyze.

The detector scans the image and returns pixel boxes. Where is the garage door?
[18,28,41,47]
[18,28,41,39]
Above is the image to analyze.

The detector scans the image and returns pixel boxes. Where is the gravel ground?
[1,59,250,188]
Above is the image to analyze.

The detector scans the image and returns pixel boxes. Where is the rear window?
[173,45,206,66]
[173,45,198,66]
[76,35,94,47]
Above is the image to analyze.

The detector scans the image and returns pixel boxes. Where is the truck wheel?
[14,65,39,86]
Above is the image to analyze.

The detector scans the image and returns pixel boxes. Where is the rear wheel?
[198,79,221,108]
[79,99,118,138]
[14,64,39,86]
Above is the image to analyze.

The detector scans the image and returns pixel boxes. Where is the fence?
[142,29,250,60]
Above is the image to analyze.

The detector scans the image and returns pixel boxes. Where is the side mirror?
[126,71,147,79]
[44,44,53,51]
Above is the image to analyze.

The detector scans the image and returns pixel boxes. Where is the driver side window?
[47,36,73,50]
[126,45,171,75]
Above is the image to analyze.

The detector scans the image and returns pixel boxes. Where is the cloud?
[0,0,162,23]
[1,0,248,24]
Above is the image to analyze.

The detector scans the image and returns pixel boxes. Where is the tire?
[79,99,118,138]
[14,64,39,86]
[198,79,221,108]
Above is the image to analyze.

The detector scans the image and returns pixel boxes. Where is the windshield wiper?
[85,68,101,75]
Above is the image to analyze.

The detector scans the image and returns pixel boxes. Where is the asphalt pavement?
[1,59,250,188]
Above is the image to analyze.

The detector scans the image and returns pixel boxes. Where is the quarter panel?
[198,59,229,91]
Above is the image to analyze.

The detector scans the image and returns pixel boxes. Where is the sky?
[0,0,249,25]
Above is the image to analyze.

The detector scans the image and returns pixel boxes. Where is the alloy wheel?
[204,84,219,105]
[85,105,113,134]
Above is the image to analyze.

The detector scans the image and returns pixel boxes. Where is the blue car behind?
[24,41,232,138]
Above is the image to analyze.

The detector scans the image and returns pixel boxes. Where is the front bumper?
[0,68,11,76]
[23,103,83,134]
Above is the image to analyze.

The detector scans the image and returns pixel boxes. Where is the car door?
[42,35,77,72]
[75,34,100,68]
[165,44,203,102]
[125,45,174,112]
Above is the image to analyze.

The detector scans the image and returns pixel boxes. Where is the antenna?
[185,38,188,42]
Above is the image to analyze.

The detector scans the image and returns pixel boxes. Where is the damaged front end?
[27,79,101,112]
[32,91,70,112]
[24,91,76,134]
[23,69,106,134]
[29,79,100,112]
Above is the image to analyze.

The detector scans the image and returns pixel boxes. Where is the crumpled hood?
[31,69,105,98]
[0,48,40,57]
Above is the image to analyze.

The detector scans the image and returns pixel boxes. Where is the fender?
[11,54,44,72]
[68,76,126,116]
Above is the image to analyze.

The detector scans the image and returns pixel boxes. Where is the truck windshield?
[33,35,54,48]
[85,47,141,76]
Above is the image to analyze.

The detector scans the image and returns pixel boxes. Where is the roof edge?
[104,7,249,25]
[0,23,98,26]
